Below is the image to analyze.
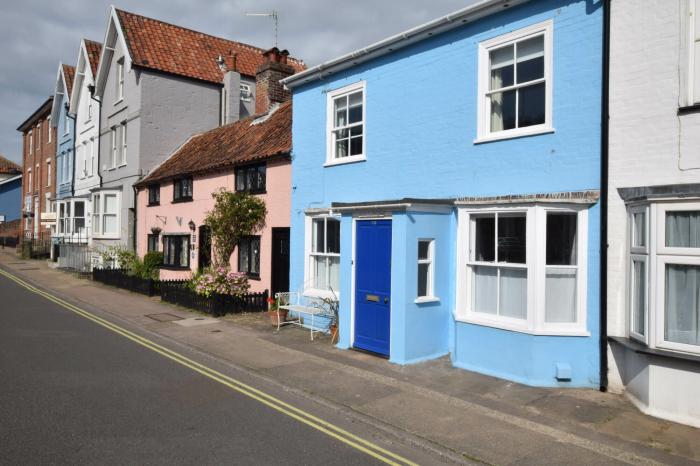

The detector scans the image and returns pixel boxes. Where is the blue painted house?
[52,64,76,203]
[0,154,22,223]
[282,0,604,388]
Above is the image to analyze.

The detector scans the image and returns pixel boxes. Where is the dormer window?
[240,83,252,102]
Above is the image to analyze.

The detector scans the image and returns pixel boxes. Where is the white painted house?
[607,0,700,428]
[64,38,103,244]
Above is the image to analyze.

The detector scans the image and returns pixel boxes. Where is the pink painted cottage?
[135,49,296,296]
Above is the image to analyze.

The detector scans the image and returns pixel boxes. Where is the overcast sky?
[0,0,476,164]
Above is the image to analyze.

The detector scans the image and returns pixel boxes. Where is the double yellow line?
[0,268,418,466]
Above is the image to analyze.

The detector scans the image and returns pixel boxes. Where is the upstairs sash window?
[477,21,553,141]
[326,82,365,164]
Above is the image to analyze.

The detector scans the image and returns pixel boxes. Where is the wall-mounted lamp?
[188,220,196,232]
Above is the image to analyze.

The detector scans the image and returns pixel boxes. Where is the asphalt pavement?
[0,272,436,465]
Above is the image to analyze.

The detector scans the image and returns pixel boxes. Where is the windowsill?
[118,164,127,168]
[324,155,367,167]
[474,126,555,144]
[414,296,440,304]
[114,98,124,105]
[609,336,700,365]
[303,288,340,300]
[236,190,267,195]
[454,313,590,337]
[172,197,193,204]
[678,104,700,115]
[147,203,160,207]
[160,265,191,271]
[245,273,261,281]
[92,234,120,240]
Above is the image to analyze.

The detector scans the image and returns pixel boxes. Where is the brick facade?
[255,48,294,114]
[17,97,56,239]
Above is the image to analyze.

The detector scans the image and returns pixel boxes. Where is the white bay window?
[457,204,588,335]
[627,202,700,355]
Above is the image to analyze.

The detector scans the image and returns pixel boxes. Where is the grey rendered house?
[90,7,303,252]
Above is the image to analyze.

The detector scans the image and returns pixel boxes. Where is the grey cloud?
[0,0,474,164]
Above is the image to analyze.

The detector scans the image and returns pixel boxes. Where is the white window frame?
[63,111,69,135]
[91,191,120,239]
[687,0,700,105]
[628,205,649,343]
[37,123,42,146]
[416,239,437,303]
[29,130,33,154]
[325,81,366,167]
[475,20,554,143]
[119,123,127,167]
[47,117,52,142]
[27,169,32,193]
[240,82,252,102]
[456,203,588,336]
[110,127,117,169]
[46,159,51,188]
[304,213,341,298]
[654,201,700,354]
[116,60,124,102]
[89,138,95,176]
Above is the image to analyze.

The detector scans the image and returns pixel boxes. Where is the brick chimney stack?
[255,47,294,114]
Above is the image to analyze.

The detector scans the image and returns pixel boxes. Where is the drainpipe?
[599,0,611,392]
[88,85,103,187]
[66,104,77,198]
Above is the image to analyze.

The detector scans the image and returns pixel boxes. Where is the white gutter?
[282,0,530,89]
[0,174,22,186]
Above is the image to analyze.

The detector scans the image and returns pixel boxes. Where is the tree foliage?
[204,189,267,266]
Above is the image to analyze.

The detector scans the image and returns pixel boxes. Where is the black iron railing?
[92,268,268,316]
[92,268,160,297]
[159,280,268,317]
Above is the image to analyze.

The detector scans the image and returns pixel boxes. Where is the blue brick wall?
[290,0,603,387]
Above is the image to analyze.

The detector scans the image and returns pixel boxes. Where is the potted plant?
[267,296,288,326]
[319,292,340,344]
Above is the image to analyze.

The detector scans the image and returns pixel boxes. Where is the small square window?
[148,185,160,206]
[173,178,193,202]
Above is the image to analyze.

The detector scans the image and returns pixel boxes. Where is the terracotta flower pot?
[268,309,288,326]
[329,323,339,344]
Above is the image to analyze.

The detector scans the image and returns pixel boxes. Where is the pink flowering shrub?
[191,267,250,298]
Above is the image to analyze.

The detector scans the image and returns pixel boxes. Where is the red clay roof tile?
[0,154,21,175]
[138,101,292,185]
[62,64,75,97]
[84,39,103,77]
[115,9,305,84]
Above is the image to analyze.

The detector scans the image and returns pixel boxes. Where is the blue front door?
[354,219,392,356]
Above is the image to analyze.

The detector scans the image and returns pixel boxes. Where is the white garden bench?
[275,292,334,340]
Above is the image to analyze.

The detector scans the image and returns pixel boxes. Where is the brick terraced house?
[17,97,57,240]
